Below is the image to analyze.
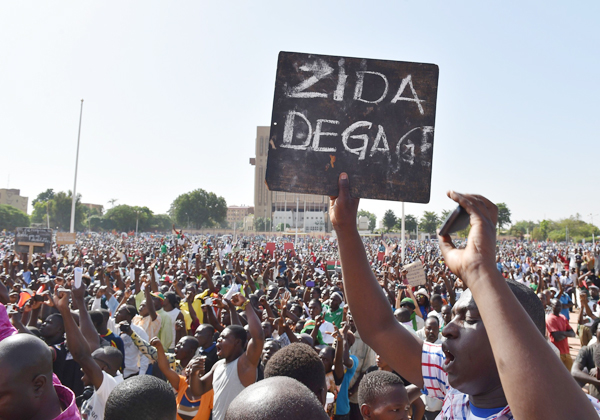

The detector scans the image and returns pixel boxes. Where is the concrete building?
[0,189,28,213]
[243,214,255,232]
[250,126,330,232]
[227,206,254,228]
[358,216,370,231]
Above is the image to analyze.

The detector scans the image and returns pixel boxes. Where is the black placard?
[265,51,439,203]
[15,228,53,254]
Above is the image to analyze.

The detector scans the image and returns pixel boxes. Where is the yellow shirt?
[179,290,209,330]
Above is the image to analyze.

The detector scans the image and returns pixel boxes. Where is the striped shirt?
[421,341,600,419]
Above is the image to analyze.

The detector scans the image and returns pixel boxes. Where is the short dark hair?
[89,310,104,327]
[358,370,405,407]
[225,376,328,420]
[164,291,179,308]
[124,305,138,318]
[264,343,325,395]
[309,298,322,309]
[197,323,215,335]
[105,375,176,420]
[505,279,545,336]
[225,325,247,348]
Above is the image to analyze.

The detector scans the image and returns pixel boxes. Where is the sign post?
[19,242,45,264]
[15,228,53,263]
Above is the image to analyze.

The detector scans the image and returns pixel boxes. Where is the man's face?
[39,314,63,339]
[308,301,321,319]
[261,341,280,366]
[424,318,440,343]
[175,337,194,361]
[441,290,500,395]
[0,364,38,420]
[319,347,334,373]
[115,306,129,324]
[195,325,213,348]
[216,328,239,358]
[261,322,273,338]
[361,384,410,420]
[441,305,452,325]
[138,300,149,317]
[330,295,342,311]
[551,299,562,316]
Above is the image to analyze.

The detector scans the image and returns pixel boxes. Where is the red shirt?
[546,313,571,355]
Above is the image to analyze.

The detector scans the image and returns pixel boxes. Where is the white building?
[357,216,370,231]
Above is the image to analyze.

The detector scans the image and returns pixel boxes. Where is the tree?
[396,214,418,233]
[405,214,418,232]
[539,220,550,240]
[358,210,377,232]
[104,205,153,232]
[169,189,227,229]
[496,203,512,229]
[440,209,451,223]
[419,211,439,234]
[32,189,55,206]
[277,223,291,232]
[0,205,29,230]
[151,214,173,232]
[383,210,397,232]
[254,217,271,232]
[509,220,537,238]
[31,190,86,231]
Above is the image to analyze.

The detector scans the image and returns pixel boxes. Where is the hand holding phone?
[438,205,470,236]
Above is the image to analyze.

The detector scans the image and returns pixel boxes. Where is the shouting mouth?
[442,344,456,372]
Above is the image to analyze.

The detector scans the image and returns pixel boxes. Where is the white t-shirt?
[108,317,150,377]
[319,320,336,344]
[80,371,123,420]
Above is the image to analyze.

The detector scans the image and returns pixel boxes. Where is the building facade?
[227,206,254,228]
[250,126,330,232]
[0,189,28,214]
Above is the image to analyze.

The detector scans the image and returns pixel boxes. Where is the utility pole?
[69,99,84,260]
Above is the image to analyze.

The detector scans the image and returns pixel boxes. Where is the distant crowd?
[3,189,600,420]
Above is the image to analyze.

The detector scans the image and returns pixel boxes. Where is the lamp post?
[69,99,84,259]
[135,210,140,236]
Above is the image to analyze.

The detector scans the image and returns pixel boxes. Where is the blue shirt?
[335,355,358,416]
[560,294,571,319]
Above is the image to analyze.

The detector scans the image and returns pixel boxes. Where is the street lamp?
[135,210,140,236]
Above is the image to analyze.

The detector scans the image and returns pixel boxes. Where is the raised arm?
[332,326,344,384]
[330,173,424,387]
[144,280,158,321]
[231,293,265,386]
[150,337,180,390]
[438,191,597,419]
[72,280,100,352]
[54,288,104,390]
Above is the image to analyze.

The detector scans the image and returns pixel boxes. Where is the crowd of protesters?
[3,178,600,419]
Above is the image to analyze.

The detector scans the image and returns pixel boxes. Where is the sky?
[1,1,599,226]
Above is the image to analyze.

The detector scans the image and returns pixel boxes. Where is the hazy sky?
[1,2,599,226]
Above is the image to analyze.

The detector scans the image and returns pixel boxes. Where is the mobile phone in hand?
[120,322,132,335]
[438,205,470,236]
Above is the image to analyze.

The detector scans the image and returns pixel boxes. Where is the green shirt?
[323,304,343,328]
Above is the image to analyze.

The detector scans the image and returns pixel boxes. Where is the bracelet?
[237,301,249,311]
